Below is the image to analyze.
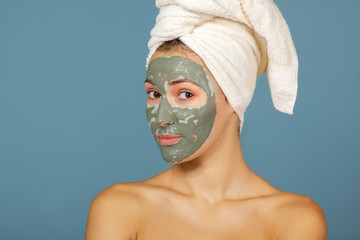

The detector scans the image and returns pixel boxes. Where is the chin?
[167,145,210,165]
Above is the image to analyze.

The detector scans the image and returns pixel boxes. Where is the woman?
[85,0,327,239]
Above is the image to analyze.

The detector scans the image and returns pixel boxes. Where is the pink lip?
[157,134,182,146]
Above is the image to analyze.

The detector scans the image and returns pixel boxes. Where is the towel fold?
[147,0,298,131]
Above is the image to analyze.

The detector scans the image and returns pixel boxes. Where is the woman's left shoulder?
[271,192,327,240]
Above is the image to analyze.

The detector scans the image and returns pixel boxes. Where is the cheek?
[195,102,217,127]
[174,98,216,130]
[146,104,159,126]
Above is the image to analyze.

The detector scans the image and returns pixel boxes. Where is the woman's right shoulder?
[85,182,151,240]
[92,182,149,206]
[91,178,171,207]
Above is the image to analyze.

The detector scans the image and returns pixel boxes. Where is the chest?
[136,198,277,240]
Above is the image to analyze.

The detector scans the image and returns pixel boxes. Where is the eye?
[179,91,193,100]
[147,90,161,99]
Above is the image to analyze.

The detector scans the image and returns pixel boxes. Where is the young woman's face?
[145,49,234,164]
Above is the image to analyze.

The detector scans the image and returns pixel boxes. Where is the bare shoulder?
[90,182,147,211]
[272,192,327,240]
[85,182,147,240]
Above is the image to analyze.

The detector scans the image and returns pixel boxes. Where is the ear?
[225,97,236,114]
[224,98,241,133]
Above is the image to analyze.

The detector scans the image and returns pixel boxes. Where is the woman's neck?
[169,119,254,204]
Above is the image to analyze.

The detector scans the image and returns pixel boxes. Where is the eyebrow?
[144,78,155,85]
[144,77,198,86]
[168,78,194,86]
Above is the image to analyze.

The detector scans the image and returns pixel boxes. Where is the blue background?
[0,0,359,239]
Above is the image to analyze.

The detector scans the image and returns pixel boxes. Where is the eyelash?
[145,89,194,100]
[146,90,161,99]
[179,90,194,100]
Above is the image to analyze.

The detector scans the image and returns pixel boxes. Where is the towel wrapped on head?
[147,0,298,131]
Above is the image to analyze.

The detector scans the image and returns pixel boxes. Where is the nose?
[156,98,175,127]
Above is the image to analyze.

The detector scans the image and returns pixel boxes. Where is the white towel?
[147,0,298,131]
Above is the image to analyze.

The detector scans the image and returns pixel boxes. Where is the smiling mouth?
[157,134,183,146]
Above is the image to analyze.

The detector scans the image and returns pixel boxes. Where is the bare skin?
[85,49,327,240]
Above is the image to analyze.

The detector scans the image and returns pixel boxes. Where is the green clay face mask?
[146,56,216,164]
